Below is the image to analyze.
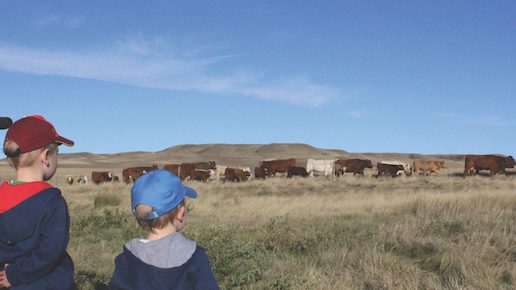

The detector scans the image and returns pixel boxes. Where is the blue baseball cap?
[131,170,198,220]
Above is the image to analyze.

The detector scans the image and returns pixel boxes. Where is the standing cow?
[224,168,250,182]
[306,159,335,177]
[334,159,373,176]
[287,166,309,178]
[91,171,113,185]
[122,165,158,183]
[381,161,412,176]
[376,163,405,178]
[260,159,296,177]
[413,160,447,176]
[254,166,266,180]
[464,155,515,175]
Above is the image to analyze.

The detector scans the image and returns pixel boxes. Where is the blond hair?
[135,200,185,233]
[4,140,58,169]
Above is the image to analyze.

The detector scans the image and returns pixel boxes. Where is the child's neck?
[16,166,44,183]
[146,223,177,241]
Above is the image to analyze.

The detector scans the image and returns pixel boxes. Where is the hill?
[54,143,465,169]
[0,143,469,182]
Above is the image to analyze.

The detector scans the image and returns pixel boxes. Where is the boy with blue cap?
[109,169,219,290]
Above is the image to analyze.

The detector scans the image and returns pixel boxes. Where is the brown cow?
[464,155,515,175]
[260,158,296,177]
[255,166,266,179]
[224,168,250,182]
[122,165,158,183]
[376,163,404,178]
[91,171,113,184]
[413,160,447,176]
[287,166,309,178]
[178,162,216,181]
[335,159,373,176]
[163,164,180,176]
[190,169,212,182]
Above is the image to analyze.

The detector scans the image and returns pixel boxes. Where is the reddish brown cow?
[376,163,404,178]
[260,158,296,177]
[287,166,309,178]
[190,169,211,182]
[224,168,249,182]
[255,166,266,179]
[178,162,216,181]
[163,164,180,176]
[122,165,158,183]
[464,155,515,175]
[335,159,373,176]
[91,171,113,184]
[413,160,447,176]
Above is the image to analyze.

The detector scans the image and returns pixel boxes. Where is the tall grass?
[62,173,516,289]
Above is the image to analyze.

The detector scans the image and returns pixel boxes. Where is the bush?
[94,194,121,208]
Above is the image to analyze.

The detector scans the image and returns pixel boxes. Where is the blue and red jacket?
[0,181,74,290]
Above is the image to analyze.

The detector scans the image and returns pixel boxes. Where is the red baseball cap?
[5,115,74,154]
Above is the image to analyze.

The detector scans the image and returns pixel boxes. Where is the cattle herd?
[65,154,515,185]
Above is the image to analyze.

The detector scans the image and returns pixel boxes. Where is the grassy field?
[64,172,516,289]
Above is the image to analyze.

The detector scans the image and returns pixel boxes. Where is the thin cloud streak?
[33,15,84,28]
[434,112,513,127]
[0,43,340,106]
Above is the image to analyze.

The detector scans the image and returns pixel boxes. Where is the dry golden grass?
[60,171,516,289]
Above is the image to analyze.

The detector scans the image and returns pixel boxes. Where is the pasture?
[62,171,515,289]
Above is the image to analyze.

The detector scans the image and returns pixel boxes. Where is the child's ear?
[39,148,50,162]
[178,204,186,219]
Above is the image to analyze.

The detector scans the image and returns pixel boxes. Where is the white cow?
[306,159,335,177]
[215,165,228,181]
[381,161,412,176]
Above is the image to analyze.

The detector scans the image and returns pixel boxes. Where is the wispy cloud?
[434,111,513,127]
[0,40,340,107]
[33,15,84,29]
[346,110,369,119]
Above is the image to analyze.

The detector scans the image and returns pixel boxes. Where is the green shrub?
[94,194,121,208]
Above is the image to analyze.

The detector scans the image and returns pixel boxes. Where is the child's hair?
[135,199,185,233]
[4,140,58,169]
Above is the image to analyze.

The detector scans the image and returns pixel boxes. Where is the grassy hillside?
[66,174,516,289]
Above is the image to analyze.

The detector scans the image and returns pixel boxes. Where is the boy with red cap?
[0,115,74,289]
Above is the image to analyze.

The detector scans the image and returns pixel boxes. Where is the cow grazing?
[260,158,296,177]
[255,166,266,179]
[66,175,74,185]
[381,161,412,176]
[464,155,515,175]
[122,165,158,183]
[335,159,373,176]
[287,166,309,178]
[91,171,113,185]
[413,160,447,176]
[377,163,405,178]
[224,167,250,182]
[306,159,335,177]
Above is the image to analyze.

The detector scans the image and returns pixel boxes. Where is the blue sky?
[0,1,514,155]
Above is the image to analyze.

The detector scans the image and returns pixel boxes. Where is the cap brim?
[55,135,74,147]
[181,185,198,199]
[0,117,12,130]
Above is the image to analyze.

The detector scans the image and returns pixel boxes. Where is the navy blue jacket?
[109,245,219,290]
[0,182,74,290]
